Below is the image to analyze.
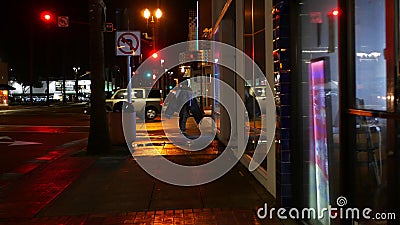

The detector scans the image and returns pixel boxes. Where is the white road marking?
[9,141,42,146]
[0,136,42,146]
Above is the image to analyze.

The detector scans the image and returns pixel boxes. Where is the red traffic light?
[329,9,340,16]
[152,52,158,59]
[40,11,54,22]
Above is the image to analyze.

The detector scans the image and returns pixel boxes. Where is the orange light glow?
[155,9,162,19]
[144,9,150,19]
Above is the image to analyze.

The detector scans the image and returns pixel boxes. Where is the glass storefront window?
[353,115,388,212]
[244,0,266,132]
[355,0,387,111]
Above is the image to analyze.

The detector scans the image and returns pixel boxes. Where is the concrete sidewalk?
[0,119,296,225]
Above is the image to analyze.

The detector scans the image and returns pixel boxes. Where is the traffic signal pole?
[127,56,132,103]
[29,22,34,105]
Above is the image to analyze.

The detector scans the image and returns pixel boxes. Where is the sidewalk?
[0,118,296,225]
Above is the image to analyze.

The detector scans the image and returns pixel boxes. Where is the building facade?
[0,61,9,105]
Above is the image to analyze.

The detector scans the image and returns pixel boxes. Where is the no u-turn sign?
[116,31,141,56]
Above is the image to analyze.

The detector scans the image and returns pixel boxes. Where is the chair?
[355,115,382,186]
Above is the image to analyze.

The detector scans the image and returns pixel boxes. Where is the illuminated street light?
[143,8,163,90]
[143,8,151,19]
[155,8,162,19]
[143,8,163,51]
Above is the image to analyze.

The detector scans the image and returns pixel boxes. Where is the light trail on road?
[0,125,90,133]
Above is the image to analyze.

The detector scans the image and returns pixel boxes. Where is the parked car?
[105,88,163,120]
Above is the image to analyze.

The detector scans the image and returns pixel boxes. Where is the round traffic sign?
[117,32,140,56]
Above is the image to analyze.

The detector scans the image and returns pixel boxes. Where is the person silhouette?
[165,80,203,136]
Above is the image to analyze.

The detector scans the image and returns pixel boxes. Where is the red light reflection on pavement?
[0,156,95,218]
[24,126,64,133]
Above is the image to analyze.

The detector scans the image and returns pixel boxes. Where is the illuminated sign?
[309,57,333,224]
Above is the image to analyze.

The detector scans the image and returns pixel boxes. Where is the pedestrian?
[176,81,192,135]
[244,86,261,120]
[171,80,203,135]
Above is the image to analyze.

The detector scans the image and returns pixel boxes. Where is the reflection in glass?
[353,116,387,215]
[355,0,387,110]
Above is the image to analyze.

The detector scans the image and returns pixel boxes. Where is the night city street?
[0,104,282,225]
[1,0,400,224]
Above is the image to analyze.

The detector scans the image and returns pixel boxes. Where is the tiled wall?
[273,0,292,208]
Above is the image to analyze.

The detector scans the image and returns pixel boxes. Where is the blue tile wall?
[280,106,290,117]
[273,0,292,208]
[281,128,290,139]
[280,84,290,95]
[280,94,290,106]
[280,72,291,83]
[281,150,291,162]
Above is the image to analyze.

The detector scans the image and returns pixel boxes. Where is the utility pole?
[29,22,34,105]
[87,0,111,154]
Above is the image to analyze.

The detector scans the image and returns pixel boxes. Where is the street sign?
[310,12,322,24]
[116,31,141,56]
[58,16,69,27]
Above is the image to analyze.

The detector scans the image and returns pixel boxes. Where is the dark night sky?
[0,0,196,81]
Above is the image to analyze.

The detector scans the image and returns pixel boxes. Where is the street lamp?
[143,8,163,90]
[73,66,81,102]
[155,9,162,20]
[143,8,162,52]
[143,9,151,20]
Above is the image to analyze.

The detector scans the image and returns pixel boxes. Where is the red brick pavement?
[0,208,284,225]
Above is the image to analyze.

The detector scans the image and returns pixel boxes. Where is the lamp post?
[73,66,80,102]
[143,8,162,52]
[143,8,163,91]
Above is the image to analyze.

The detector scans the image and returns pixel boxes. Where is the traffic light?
[40,11,54,23]
[329,9,340,16]
[327,8,339,53]
[105,23,114,32]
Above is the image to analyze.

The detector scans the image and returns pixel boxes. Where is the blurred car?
[85,89,163,121]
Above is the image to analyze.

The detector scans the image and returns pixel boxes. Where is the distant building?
[188,9,198,51]
[0,61,12,106]
[8,79,112,103]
